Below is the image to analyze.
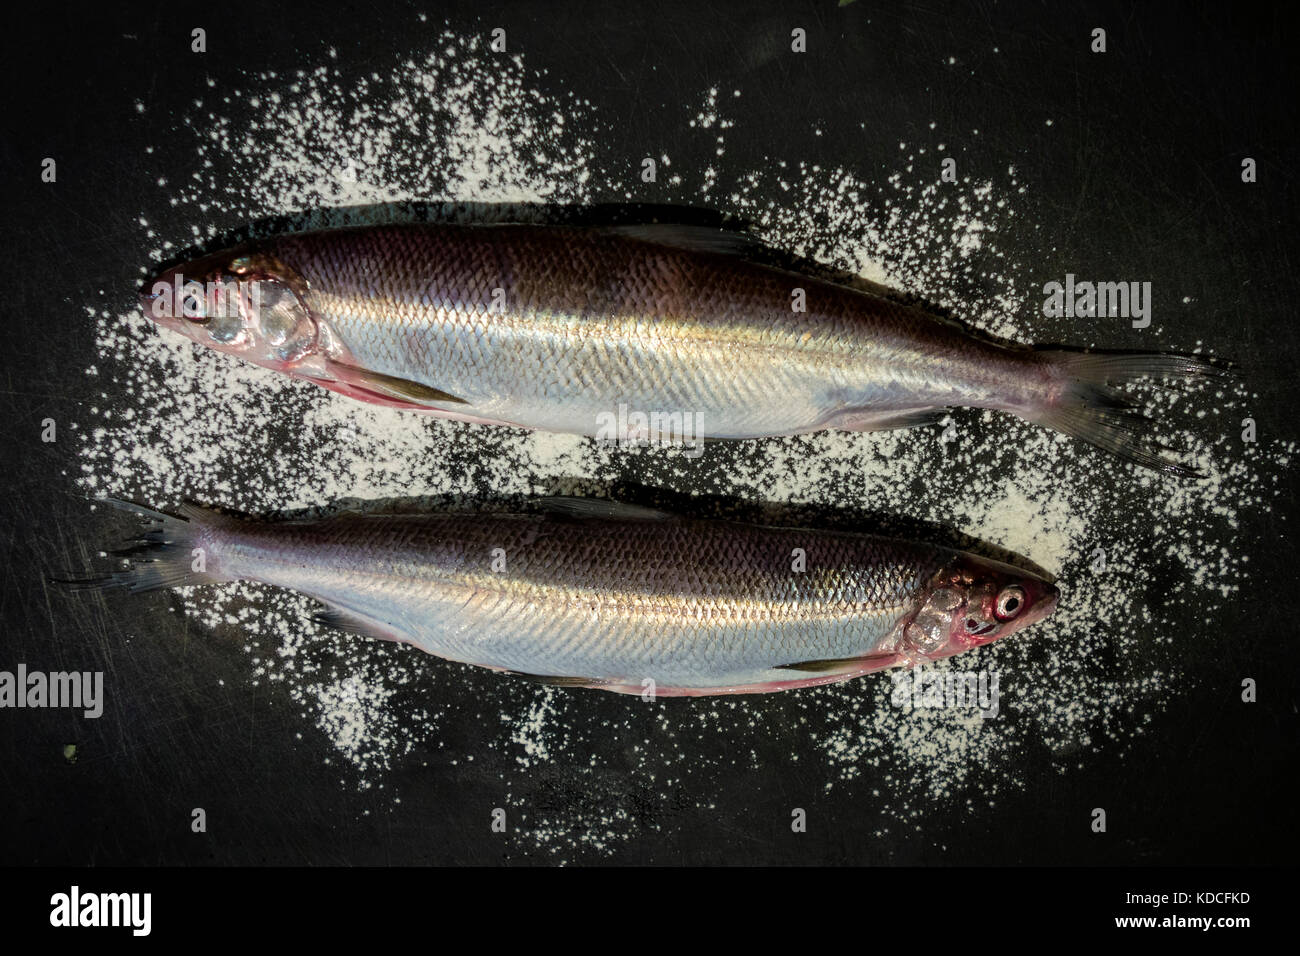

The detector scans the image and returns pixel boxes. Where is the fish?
[140,221,1225,476]
[68,498,1059,696]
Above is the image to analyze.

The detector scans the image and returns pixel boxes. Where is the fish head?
[904,554,1059,662]
[139,248,320,370]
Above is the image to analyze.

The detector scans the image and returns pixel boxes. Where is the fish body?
[83,499,1058,696]
[143,223,1222,475]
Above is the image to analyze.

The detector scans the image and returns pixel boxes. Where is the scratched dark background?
[1,0,1296,867]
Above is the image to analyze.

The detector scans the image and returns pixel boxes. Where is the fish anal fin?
[829,407,948,433]
[311,606,400,642]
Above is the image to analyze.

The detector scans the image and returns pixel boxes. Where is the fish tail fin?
[53,499,231,592]
[1027,351,1232,479]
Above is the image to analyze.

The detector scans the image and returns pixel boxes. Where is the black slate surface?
[1,0,1296,866]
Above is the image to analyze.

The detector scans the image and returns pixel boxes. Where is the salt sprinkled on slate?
[77,26,1291,856]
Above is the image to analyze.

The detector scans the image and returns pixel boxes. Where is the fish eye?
[995,585,1026,620]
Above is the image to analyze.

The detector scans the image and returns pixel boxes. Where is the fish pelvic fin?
[52,499,229,593]
[1028,351,1233,479]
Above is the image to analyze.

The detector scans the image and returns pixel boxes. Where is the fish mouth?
[138,256,229,333]
[137,283,174,328]
[996,559,1059,623]
[138,285,164,315]
[1019,582,1061,629]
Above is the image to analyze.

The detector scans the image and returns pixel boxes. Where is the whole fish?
[74,498,1058,696]
[142,222,1221,475]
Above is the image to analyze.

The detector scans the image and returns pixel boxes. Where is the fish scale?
[259,223,1013,438]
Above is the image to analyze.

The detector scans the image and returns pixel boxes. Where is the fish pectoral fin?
[605,224,764,257]
[828,407,948,433]
[324,359,468,406]
[536,496,675,521]
[776,651,899,675]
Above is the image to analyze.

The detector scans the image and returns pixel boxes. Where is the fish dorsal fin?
[606,224,764,258]
[536,496,674,521]
[324,359,467,406]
